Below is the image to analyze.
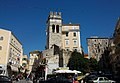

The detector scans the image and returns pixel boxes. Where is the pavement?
[13,79,33,83]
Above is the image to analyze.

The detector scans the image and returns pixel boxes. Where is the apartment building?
[62,24,82,53]
[87,36,109,61]
[0,29,23,76]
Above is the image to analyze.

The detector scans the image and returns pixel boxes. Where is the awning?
[10,66,18,72]
[54,70,81,74]
[72,70,81,74]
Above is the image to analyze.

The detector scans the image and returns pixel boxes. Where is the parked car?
[45,76,73,83]
[0,75,12,83]
[84,75,97,83]
[88,76,116,83]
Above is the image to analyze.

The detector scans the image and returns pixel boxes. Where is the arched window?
[66,32,68,37]
[56,25,59,33]
[52,24,55,33]
[73,32,76,37]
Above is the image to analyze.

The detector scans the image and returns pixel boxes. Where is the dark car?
[84,75,97,83]
[0,75,12,83]
[45,76,73,83]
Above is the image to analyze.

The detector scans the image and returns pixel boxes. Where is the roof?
[62,24,80,26]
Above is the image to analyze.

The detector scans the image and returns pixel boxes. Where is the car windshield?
[94,77,98,80]
[104,77,109,80]
[88,75,97,80]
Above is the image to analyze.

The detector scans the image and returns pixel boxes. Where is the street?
[13,80,33,83]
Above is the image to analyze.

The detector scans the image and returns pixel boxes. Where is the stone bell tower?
[46,12,62,49]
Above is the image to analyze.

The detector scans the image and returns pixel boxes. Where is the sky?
[0,0,120,56]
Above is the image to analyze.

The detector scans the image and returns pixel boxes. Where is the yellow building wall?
[0,29,23,72]
[0,29,11,65]
[62,25,81,53]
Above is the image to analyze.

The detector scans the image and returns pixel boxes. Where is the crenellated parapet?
[47,12,62,20]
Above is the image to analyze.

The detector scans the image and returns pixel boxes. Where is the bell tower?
[46,12,62,49]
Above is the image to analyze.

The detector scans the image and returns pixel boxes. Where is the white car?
[89,77,116,83]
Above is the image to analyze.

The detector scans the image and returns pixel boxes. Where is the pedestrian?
[73,78,79,83]
[67,74,73,83]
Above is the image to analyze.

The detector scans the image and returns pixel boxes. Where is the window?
[66,32,68,37]
[73,32,76,37]
[0,70,3,74]
[52,24,55,33]
[66,49,69,51]
[66,27,69,31]
[22,58,27,61]
[65,40,69,45]
[106,42,107,45]
[117,43,120,48]
[0,46,2,50]
[72,27,75,29]
[104,77,109,80]
[73,47,77,51]
[22,63,26,67]
[65,47,69,51]
[56,25,59,33]
[99,78,103,81]
[73,40,77,45]
[0,36,3,40]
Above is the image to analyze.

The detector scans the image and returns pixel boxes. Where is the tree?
[89,58,98,71]
[98,48,111,72]
[67,51,99,74]
[83,58,90,73]
[67,51,90,73]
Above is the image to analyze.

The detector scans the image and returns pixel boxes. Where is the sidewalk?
[12,79,33,83]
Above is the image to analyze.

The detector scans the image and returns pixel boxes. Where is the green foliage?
[67,51,99,73]
[89,58,98,71]
[98,48,111,72]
